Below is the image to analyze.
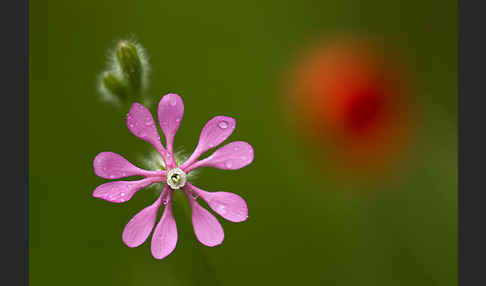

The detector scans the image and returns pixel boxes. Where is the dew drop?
[121,192,125,197]
[217,205,227,214]
[218,121,229,129]
[175,118,181,123]
[225,161,233,168]
[170,97,177,106]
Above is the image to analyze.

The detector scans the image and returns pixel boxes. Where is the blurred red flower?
[288,37,415,178]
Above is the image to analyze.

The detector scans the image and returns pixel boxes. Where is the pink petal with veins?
[184,189,224,246]
[180,116,236,169]
[92,178,153,203]
[157,94,184,155]
[184,183,248,223]
[151,190,178,260]
[186,141,254,172]
[127,103,166,159]
[94,152,164,179]
[122,196,162,248]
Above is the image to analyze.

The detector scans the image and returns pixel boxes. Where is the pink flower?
[92,93,254,260]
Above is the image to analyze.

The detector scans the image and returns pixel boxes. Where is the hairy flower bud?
[101,71,127,100]
[97,38,150,109]
[116,41,142,92]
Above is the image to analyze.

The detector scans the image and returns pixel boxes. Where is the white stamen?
[166,168,187,190]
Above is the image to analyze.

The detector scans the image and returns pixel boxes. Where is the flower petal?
[92,178,153,203]
[127,103,167,158]
[186,141,254,172]
[184,190,224,246]
[180,116,236,169]
[184,183,248,223]
[94,152,164,179]
[122,196,162,248]
[151,190,178,260]
[157,94,184,153]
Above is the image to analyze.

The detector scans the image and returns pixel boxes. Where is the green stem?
[172,190,221,286]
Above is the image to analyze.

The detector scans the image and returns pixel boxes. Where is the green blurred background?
[30,0,457,285]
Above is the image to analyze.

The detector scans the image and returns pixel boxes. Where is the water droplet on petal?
[217,205,227,214]
[170,97,177,106]
[218,121,229,129]
[225,161,233,168]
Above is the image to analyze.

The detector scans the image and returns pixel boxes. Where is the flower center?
[166,168,187,189]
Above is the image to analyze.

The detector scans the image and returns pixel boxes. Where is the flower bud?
[97,38,151,109]
[101,71,127,100]
[116,40,142,92]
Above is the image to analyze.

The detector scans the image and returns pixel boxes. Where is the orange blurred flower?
[288,37,415,178]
